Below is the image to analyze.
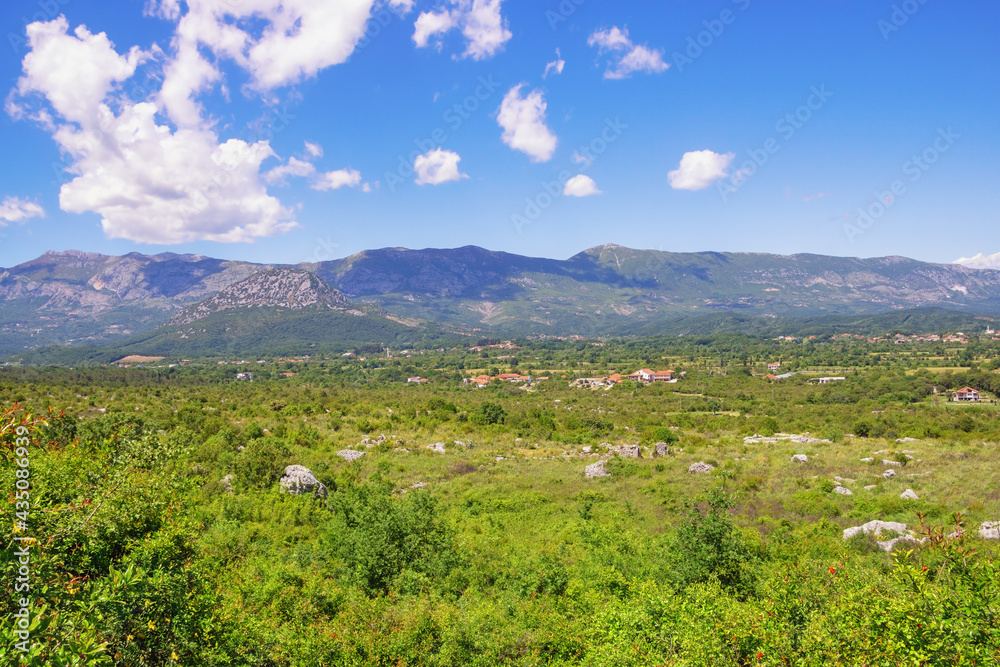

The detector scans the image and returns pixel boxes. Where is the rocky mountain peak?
[168,268,350,326]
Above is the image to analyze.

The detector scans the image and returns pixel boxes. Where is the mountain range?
[2,244,999,360]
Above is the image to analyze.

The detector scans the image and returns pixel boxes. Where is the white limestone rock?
[585,460,611,478]
[279,465,328,498]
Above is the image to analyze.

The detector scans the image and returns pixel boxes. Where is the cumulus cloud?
[265,157,317,185]
[266,152,366,191]
[496,85,558,163]
[388,0,416,13]
[304,141,324,158]
[413,0,511,60]
[588,26,631,51]
[9,17,296,243]
[668,150,735,191]
[954,253,1000,271]
[313,168,363,191]
[543,49,565,78]
[0,196,45,225]
[563,175,601,197]
[588,26,668,79]
[158,0,380,105]
[9,4,381,244]
[9,17,149,126]
[414,148,467,185]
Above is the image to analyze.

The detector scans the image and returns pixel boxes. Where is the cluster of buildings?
[464,373,541,387]
[571,368,677,389]
[888,333,967,344]
[468,342,520,353]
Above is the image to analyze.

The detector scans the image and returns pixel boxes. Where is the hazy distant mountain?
[315,244,1000,336]
[3,244,1000,357]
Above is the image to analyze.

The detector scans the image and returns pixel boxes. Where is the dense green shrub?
[667,489,761,598]
[232,435,290,489]
[470,402,506,426]
[325,484,460,596]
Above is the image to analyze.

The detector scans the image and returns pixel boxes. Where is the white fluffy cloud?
[266,146,366,191]
[0,196,45,225]
[414,148,467,185]
[10,17,296,244]
[668,150,735,191]
[313,168,363,191]
[563,175,601,197]
[304,141,324,158]
[9,17,149,127]
[265,157,317,185]
[588,26,668,79]
[954,253,1000,271]
[156,0,380,111]
[388,0,416,13]
[413,0,511,60]
[496,85,558,163]
[543,49,565,78]
[9,4,380,244]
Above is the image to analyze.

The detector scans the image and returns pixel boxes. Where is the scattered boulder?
[653,442,671,456]
[220,474,234,494]
[409,482,429,490]
[426,442,447,454]
[609,444,641,458]
[900,489,920,500]
[896,437,919,443]
[864,485,877,491]
[791,436,832,444]
[337,449,365,462]
[454,440,468,448]
[689,462,715,474]
[791,454,809,463]
[279,465,328,498]
[582,446,592,454]
[833,486,853,496]
[860,457,874,463]
[878,535,926,552]
[843,520,908,541]
[882,460,902,467]
[979,522,1000,540]
[585,460,611,478]
[883,469,897,479]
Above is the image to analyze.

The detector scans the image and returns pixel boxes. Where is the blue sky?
[0,0,997,269]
